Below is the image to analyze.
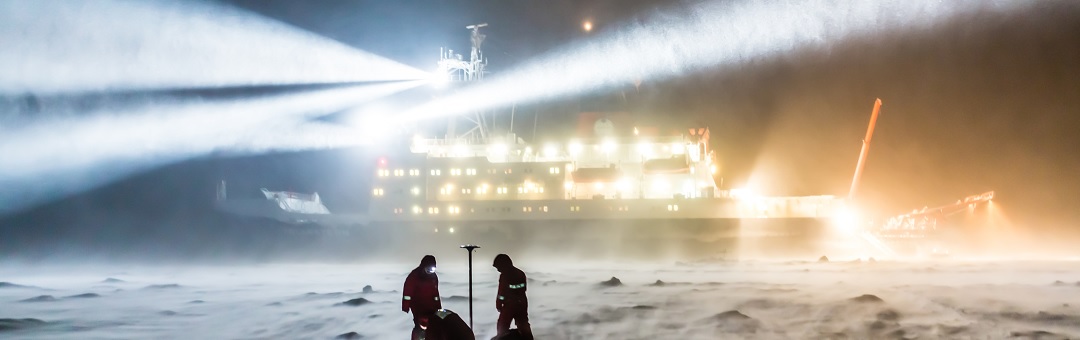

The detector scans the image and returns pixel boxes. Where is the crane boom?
[848,98,882,201]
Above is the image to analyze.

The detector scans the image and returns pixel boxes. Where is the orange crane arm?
[848,98,882,201]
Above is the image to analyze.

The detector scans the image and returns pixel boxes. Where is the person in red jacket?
[493,254,532,340]
[403,255,441,339]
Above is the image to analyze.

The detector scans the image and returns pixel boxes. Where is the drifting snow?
[1,261,1079,339]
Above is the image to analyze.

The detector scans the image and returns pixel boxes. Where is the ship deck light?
[543,144,558,158]
[569,142,583,156]
[602,140,617,153]
[730,187,759,200]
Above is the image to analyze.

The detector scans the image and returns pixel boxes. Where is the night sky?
[2,0,1079,259]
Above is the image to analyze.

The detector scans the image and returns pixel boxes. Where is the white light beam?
[398,0,1029,123]
[0,0,427,95]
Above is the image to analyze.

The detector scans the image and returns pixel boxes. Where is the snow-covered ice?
[2,260,1080,339]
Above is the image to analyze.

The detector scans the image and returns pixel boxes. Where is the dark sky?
[3,0,1080,259]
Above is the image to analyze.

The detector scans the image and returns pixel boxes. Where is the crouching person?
[421,309,475,340]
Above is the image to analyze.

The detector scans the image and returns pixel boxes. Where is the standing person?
[493,254,533,340]
[403,255,441,340]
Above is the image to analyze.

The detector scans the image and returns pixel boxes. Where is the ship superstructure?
[369,23,842,228]
[368,124,843,224]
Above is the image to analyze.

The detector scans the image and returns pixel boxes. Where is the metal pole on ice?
[459,244,480,329]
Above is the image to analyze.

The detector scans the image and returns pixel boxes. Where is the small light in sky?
[583,21,593,32]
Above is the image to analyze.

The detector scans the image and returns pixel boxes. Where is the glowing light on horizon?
[543,144,558,158]
[832,205,860,235]
[602,140,617,153]
[569,142,583,156]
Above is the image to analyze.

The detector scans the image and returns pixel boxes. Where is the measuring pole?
[459,244,480,329]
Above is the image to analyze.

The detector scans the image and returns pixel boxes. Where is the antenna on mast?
[466,23,487,67]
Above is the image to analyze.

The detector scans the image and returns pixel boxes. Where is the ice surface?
[1,261,1079,339]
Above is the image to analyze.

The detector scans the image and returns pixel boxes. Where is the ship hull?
[350,217,836,260]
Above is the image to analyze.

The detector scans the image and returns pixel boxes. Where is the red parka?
[402,255,442,313]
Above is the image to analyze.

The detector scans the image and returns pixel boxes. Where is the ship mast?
[437,23,489,141]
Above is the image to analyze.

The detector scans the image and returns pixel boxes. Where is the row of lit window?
[376,185,548,197]
[433,185,545,195]
[392,205,681,215]
[402,206,464,215]
[377,169,422,177]
[441,168,481,177]
[519,186,545,194]
[380,167,564,178]
[399,205,552,215]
